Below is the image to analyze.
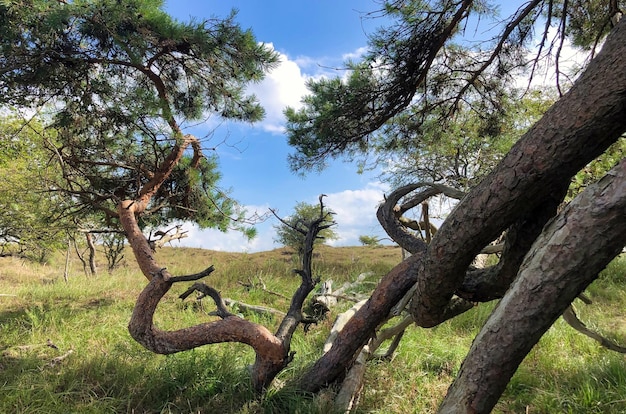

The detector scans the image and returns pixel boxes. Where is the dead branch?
[49,349,74,366]
[332,315,415,412]
[168,265,215,283]
[180,282,234,319]
[369,315,414,357]
[562,305,626,353]
[335,345,369,413]
[149,224,188,250]
[315,292,361,303]
[480,243,504,254]
[324,300,368,353]
[274,195,335,349]
[223,298,286,318]
[238,275,290,300]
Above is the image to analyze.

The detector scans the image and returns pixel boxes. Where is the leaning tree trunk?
[410,18,626,329]
[300,18,626,396]
[439,159,626,413]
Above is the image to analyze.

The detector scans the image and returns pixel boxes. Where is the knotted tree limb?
[377,184,430,255]
[223,298,287,319]
[129,195,336,392]
[129,268,288,392]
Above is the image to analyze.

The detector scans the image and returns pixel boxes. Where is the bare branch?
[179,282,234,319]
[562,305,626,353]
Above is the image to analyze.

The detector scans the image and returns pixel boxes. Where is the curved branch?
[128,270,287,392]
[377,184,430,254]
[395,182,465,216]
[378,182,464,253]
[179,282,235,319]
[562,305,626,353]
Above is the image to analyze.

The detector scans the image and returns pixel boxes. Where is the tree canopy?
[286,0,625,181]
[0,116,69,261]
[0,0,278,236]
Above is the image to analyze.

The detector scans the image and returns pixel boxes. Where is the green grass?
[1,248,625,413]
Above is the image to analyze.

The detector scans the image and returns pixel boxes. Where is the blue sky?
[160,2,581,252]
[162,1,394,252]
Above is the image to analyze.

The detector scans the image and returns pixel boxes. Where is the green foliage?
[359,235,382,247]
[285,1,540,173]
[564,0,626,50]
[0,116,69,262]
[285,1,621,189]
[379,88,557,188]
[0,0,278,236]
[273,201,338,255]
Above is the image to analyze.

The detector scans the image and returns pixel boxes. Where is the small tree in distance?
[273,200,338,255]
[272,202,339,257]
[358,235,382,247]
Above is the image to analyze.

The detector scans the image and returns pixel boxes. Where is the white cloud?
[342,46,368,61]
[173,182,392,252]
[323,182,390,246]
[519,25,593,90]
[247,45,311,134]
[248,44,368,134]
[179,225,277,252]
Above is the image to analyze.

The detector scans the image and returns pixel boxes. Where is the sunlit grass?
[1,248,625,413]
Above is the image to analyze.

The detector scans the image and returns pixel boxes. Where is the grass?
[1,246,625,413]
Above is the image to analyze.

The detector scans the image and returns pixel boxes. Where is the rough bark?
[127,268,288,392]
[299,254,421,392]
[300,19,626,396]
[411,19,626,328]
[118,134,200,282]
[439,159,626,413]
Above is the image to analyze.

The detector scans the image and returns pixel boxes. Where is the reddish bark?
[299,254,420,392]
[127,269,288,392]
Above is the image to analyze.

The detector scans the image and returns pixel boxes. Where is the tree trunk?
[299,254,420,392]
[411,17,626,328]
[439,159,626,414]
[85,232,97,276]
[63,238,70,283]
